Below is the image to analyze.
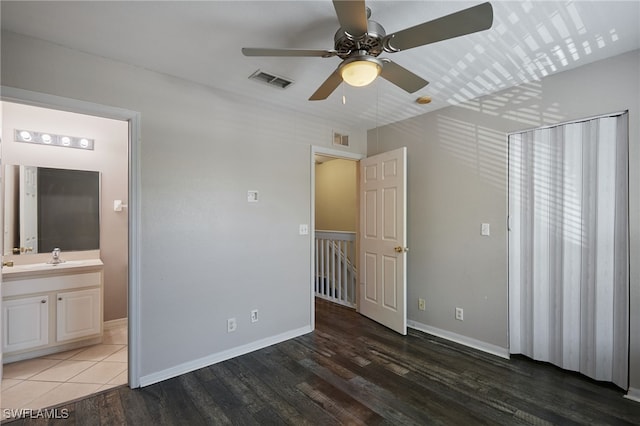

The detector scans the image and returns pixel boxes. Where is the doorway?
[310,146,409,335]
[310,147,363,329]
[0,88,140,417]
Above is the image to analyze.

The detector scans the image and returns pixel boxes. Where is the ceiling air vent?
[249,70,293,89]
[333,132,349,147]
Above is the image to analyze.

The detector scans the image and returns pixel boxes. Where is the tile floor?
[1,323,127,420]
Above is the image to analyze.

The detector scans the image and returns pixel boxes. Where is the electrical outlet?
[418,298,426,311]
[455,307,464,321]
[251,309,259,323]
[227,318,237,332]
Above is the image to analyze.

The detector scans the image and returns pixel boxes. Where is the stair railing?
[315,231,357,308]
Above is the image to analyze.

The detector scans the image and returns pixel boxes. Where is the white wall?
[368,49,640,390]
[0,31,366,381]
[1,102,129,322]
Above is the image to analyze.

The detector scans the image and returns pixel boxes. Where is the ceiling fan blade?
[309,68,343,101]
[332,0,368,36]
[385,2,493,52]
[242,48,337,58]
[380,60,429,93]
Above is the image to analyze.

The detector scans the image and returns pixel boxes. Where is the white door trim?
[1,86,142,388]
[310,146,365,330]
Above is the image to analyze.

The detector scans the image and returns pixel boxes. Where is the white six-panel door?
[359,147,407,335]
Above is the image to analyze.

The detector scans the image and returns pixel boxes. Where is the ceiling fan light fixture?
[340,57,382,87]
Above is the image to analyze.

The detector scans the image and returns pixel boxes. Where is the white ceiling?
[2,1,639,130]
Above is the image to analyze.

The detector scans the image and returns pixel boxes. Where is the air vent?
[333,132,349,147]
[248,70,293,89]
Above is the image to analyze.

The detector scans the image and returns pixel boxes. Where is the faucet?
[49,248,65,265]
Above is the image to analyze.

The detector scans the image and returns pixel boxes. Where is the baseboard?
[103,317,128,330]
[139,325,313,387]
[625,387,640,403]
[408,320,510,359]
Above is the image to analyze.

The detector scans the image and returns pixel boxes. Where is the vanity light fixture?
[14,129,94,150]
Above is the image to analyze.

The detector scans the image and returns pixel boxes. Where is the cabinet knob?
[58,297,63,301]
[41,299,47,304]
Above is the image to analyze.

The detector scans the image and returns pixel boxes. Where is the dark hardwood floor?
[5,298,640,425]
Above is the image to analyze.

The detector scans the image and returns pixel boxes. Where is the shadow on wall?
[434,81,570,194]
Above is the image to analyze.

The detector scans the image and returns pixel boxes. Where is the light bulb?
[80,138,89,148]
[61,136,71,146]
[19,131,32,141]
[41,134,52,144]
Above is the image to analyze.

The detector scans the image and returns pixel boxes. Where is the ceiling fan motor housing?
[334,20,386,59]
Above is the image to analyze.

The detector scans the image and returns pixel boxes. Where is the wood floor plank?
[5,297,640,425]
[239,351,342,425]
[117,385,154,426]
[205,362,274,422]
[176,373,234,425]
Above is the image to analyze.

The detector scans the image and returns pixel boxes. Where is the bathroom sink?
[18,260,90,270]
[3,259,103,274]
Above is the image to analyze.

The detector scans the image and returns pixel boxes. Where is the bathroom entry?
[0,101,130,414]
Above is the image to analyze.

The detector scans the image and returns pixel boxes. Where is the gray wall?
[368,50,640,390]
[1,31,366,379]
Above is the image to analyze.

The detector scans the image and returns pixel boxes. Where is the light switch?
[481,223,490,236]
[247,190,259,202]
[299,224,309,235]
[113,200,128,212]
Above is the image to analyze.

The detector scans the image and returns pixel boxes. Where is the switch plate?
[418,298,426,311]
[251,309,259,323]
[455,307,464,321]
[481,223,490,236]
[299,224,309,235]
[227,318,237,332]
[247,191,259,202]
[113,200,125,212]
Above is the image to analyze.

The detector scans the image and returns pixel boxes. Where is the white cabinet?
[57,288,101,342]
[1,260,103,363]
[2,295,49,353]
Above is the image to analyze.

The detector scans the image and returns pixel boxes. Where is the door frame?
[0,86,142,388]
[310,146,365,330]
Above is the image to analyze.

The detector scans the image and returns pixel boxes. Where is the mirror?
[4,165,101,255]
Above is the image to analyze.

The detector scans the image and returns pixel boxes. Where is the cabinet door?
[57,288,101,342]
[2,295,49,352]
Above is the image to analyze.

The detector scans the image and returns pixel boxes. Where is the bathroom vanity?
[2,259,103,363]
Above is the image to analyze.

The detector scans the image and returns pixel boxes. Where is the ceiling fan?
[242,0,493,101]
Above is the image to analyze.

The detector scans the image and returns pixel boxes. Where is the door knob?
[394,246,409,253]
